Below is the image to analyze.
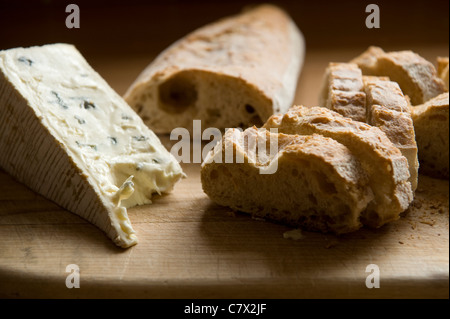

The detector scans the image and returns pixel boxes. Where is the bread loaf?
[351,47,446,105]
[201,127,374,234]
[124,4,304,133]
[411,92,449,178]
[263,106,413,227]
[319,63,418,191]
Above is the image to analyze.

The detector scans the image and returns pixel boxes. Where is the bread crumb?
[419,219,435,226]
[283,229,304,240]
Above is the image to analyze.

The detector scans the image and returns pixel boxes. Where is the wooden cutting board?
[0,48,448,299]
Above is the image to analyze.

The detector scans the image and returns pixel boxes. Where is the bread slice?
[263,106,413,227]
[124,4,304,133]
[411,92,449,178]
[0,44,184,248]
[350,46,385,75]
[437,57,449,91]
[201,127,374,234]
[352,47,446,105]
[363,77,419,191]
[319,62,367,122]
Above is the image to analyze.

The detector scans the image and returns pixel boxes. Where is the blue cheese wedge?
[0,43,184,248]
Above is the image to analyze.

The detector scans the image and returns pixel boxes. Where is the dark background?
[0,0,448,57]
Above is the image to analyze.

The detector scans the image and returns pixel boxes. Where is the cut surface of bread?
[319,62,366,122]
[263,106,413,227]
[124,4,304,133]
[319,62,418,191]
[363,77,419,191]
[0,44,184,248]
[352,47,446,105]
[201,127,373,234]
[411,92,449,179]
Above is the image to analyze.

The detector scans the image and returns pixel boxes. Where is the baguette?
[201,127,373,234]
[124,4,304,133]
[263,106,413,227]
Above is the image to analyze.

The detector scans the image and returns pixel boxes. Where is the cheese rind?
[0,44,184,248]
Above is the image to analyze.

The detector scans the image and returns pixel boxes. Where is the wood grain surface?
[0,47,448,298]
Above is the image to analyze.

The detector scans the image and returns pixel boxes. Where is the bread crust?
[319,63,366,122]
[437,57,449,91]
[352,47,445,105]
[263,106,414,227]
[124,4,304,133]
[201,127,373,234]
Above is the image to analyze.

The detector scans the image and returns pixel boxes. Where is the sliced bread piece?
[352,47,446,105]
[201,127,373,234]
[0,44,184,248]
[363,77,419,191]
[124,4,304,133]
[263,106,413,227]
[350,46,385,75]
[437,57,449,91]
[411,92,449,179]
[319,62,367,122]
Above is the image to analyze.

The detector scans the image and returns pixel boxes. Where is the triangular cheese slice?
[0,44,184,248]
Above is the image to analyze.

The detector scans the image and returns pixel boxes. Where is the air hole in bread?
[210,169,218,180]
[314,171,338,195]
[159,73,198,113]
[218,165,232,177]
[245,104,255,114]
[136,103,144,113]
[250,115,263,127]
[206,108,221,118]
